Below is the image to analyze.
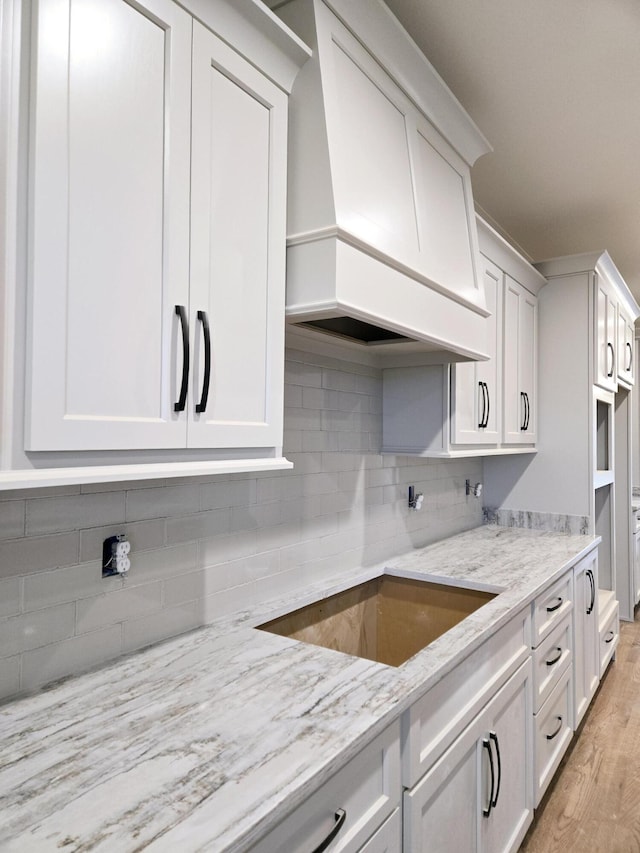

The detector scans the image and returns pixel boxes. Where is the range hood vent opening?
[297,317,416,344]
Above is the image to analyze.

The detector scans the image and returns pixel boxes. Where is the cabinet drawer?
[249,721,401,853]
[402,607,531,787]
[360,808,401,853]
[531,572,573,645]
[532,613,572,713]
[534,663,573,806]
[600,602,619,677]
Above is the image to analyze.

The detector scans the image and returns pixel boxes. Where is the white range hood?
[269,0,493,360]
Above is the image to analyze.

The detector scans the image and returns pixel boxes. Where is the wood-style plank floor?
[520,616,640,852]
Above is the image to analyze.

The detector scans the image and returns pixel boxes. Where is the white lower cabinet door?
[188,22,287,449]
[404,660,533,853]
[573,552,599,728]
[634,531,640,605]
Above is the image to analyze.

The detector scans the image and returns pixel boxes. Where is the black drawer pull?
[478,381,487,429]
[586,569,595,615]
[174,305,190,413]
[485,383,491,429]
[546,716,563,741]
[546,597,563,613]
[605,631,615,644]
[546,647,563,667]
[607,341,615,377]
[489,731,501,808]
[312,809,346,853]
[195,310,211,414]
[482,738,495,817]
[627,340,633,372]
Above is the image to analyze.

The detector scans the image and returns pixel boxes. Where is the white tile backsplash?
[0,500,25,540]
[0,348,483,700]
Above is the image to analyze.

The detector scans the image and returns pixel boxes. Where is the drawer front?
[600,603,619,677]
[249,721,401,853]
[532,572,573,645]
[360,808,401,853]
[534,663,573,806]
[402,607,531,787]
[532,613,572,713]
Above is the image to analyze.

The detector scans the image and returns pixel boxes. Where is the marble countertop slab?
[0,525,599,852]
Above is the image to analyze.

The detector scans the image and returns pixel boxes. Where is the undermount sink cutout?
[258,575,496,667]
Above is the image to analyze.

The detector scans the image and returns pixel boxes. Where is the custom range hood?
[269,0,493,360]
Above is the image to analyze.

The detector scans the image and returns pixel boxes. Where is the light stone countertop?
[0,525,599,852]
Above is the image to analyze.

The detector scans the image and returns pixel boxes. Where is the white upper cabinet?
[188,23,287,449]
[617,303,635,389]
[451,259,502,446]
[382,221,543,458]
[503,277,538,445]
[1,0,309,485]
[27,0,192,451]
[268,0,492,359]
[594,276,618,393]
[535,252,640,398]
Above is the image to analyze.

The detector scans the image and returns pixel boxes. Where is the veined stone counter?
[0,525,599,851]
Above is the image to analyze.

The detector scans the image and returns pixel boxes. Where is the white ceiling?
[384,0,640,301]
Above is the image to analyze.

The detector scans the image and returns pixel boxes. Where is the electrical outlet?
[102,534,131,577]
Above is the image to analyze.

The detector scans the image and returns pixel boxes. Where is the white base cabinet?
[404,660,533,853]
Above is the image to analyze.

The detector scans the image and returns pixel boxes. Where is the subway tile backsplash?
[0,347,483,700]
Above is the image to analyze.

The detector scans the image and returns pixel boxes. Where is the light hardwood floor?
[520,616,640,852]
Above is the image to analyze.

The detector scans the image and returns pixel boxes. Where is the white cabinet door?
[503,276,537,445]
[404,660,532,853]
[634,532,640,605]
[479,660,533,853]
[617,306,635,388]
[404,719,479,853]
[573,551,599,728]
[595,276,617,392]
[27,0,192,451]
[451,258,501,446]
[188,23,287,449]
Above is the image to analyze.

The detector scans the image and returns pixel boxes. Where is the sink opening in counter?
[257,575,497,667]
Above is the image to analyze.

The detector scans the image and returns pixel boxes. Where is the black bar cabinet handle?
[195,310,211,414]
[525,392,530,431]
[484,383,491,429]
[546,647,563,667]
[546,596,563,613]
[174,305,189,413]
[586,569,595,615]
[478,381,486,429]
[546,716,563,741]
[312,809,347,853]
[520,392,527,430]
[607,341,615,378]
[482,738,495,817]
[605,631,615,644]
[489,731,501,808]
[627,341,633,372]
